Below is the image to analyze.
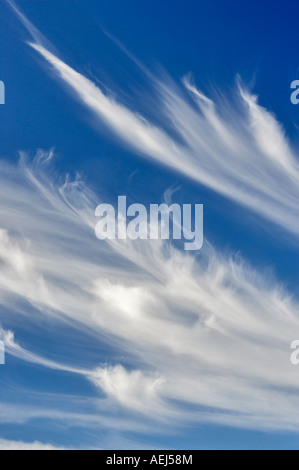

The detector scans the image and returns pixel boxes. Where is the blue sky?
[0,0,298,450]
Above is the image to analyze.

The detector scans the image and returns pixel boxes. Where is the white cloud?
[0,439,67,450]
[7,0,299,235]
[20,42,299,237]
[2,1,299,438]
[90,365,165,415]
[0,153,298,433]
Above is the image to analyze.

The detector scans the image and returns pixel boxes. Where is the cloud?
[2,1,299,440]
[7,0,299,236]
[0,152,298,433]
[0,326,89,375]
[90,365,165,415]
[0,439,67,450]
[6,39,296,238]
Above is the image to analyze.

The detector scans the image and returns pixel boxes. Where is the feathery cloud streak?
[0,153,298,432]
[7,0,299,236]
[0,439,67,450]
[3,0,299,440]
[16,47,297,236]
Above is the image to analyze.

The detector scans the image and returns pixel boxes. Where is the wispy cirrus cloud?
[0,439,67,450]
[29,40,299,236]
[7,0,298,236]
[0,152,298,433]
[2,0,299,444]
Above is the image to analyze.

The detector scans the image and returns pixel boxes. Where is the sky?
[0,0,298,450]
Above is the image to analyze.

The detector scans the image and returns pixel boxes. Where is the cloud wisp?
[27,40,299,236]
[7,0,298,236]
[0,152,298,433]
[2,0,299,442]
[0,439,67,450]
